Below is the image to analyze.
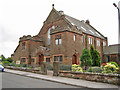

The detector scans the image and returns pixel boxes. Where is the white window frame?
[47,28,51,45]
[73,35,76,41]
[97,40,100,46]
[55,39,58,45]
[82,36,83,43]
[59,39,62,45]
[103,42,106,46]
[91,38,92,44]
[89,37,92,44]
[89,37,91,44]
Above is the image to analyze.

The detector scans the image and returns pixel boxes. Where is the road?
[1,72,82,88]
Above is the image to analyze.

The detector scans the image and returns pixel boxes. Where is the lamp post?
[113,3,120,44]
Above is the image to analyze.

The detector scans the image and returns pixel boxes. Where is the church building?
[11,5,108,66]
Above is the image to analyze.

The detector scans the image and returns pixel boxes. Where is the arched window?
[47,25,55,45]
[48,28,51,45]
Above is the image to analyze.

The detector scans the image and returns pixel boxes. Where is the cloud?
[0,26,18,57]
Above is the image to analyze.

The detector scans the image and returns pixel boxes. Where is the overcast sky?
[0,0,120,58]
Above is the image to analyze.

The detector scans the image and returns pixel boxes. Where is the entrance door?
[72,55,77,64]
[39,54,44,65]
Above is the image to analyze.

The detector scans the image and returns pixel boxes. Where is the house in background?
[11,5,108,66]
[103,44,120,66]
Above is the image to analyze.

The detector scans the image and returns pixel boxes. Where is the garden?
[72,46,120,74]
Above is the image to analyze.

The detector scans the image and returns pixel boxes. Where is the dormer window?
[22,42,26,50]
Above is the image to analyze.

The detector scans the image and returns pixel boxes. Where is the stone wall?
[59,71,120,85]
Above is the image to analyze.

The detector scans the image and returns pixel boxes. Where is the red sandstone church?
[11,5,108,66]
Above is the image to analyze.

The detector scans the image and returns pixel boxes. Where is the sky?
[0,0,120,58]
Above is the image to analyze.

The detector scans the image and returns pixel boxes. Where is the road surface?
[1,72,83,88]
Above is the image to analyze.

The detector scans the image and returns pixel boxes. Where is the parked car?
[0,64,4,72]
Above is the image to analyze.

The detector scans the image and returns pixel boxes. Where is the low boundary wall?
[59,71,120,85]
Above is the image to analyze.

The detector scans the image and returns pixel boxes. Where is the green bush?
[59,64,72,71]
[3,61,10,66]
[108,62,119,68]
[9,62,16,66]
[72,64,83,72]
[87,67,103,73]
[22,64,27,67]
[15,64,22,67]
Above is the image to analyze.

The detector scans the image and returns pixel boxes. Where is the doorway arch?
[72,54,77,64]
[38,54,44,65]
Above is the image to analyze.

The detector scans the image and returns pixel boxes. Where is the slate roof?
[64,14,106,39]
[104,44,120,54]
[55,9,107,40]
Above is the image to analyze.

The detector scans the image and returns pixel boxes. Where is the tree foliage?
[6,57,12,63]
[0,54,13,63]
[80,49,93,70]
[0,54,6,61]
[90,45,101,66]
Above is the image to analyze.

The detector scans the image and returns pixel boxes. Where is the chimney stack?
[86,20,90,24]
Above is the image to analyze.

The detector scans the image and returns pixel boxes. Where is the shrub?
[108,62,119,68]
[87,67,103,73]
[22,64,27,67]
[15,64,22,67]
[9,62,16,66]
[72,64,83,72]
[3,61,10,66]
[90,45,101,67]
[80,49,93,70]
[59,64,72,71]
[102,63,118,74]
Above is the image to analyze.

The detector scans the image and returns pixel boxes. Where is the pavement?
[4,69,120,89]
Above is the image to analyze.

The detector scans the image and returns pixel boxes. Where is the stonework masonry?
[12,7,108,66]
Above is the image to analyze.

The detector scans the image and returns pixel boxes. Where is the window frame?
[55,34,62,45]
[73,35,76,41]
[46,58,50,62]
[22,42,26,50]
[21,58,26,62]
[103,42,106,46]
[97,40,100,46]
[54,55,63,62]
[47,28,51,45]
[89,37,93,45]
[82,36,83,43]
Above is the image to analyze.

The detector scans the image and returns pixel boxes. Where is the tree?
[90,45,94,61]
[0,54,6,62]
[94,50,101,66]
[6,57,12,63]
[80,49,93,70]
[90,46,101,66]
